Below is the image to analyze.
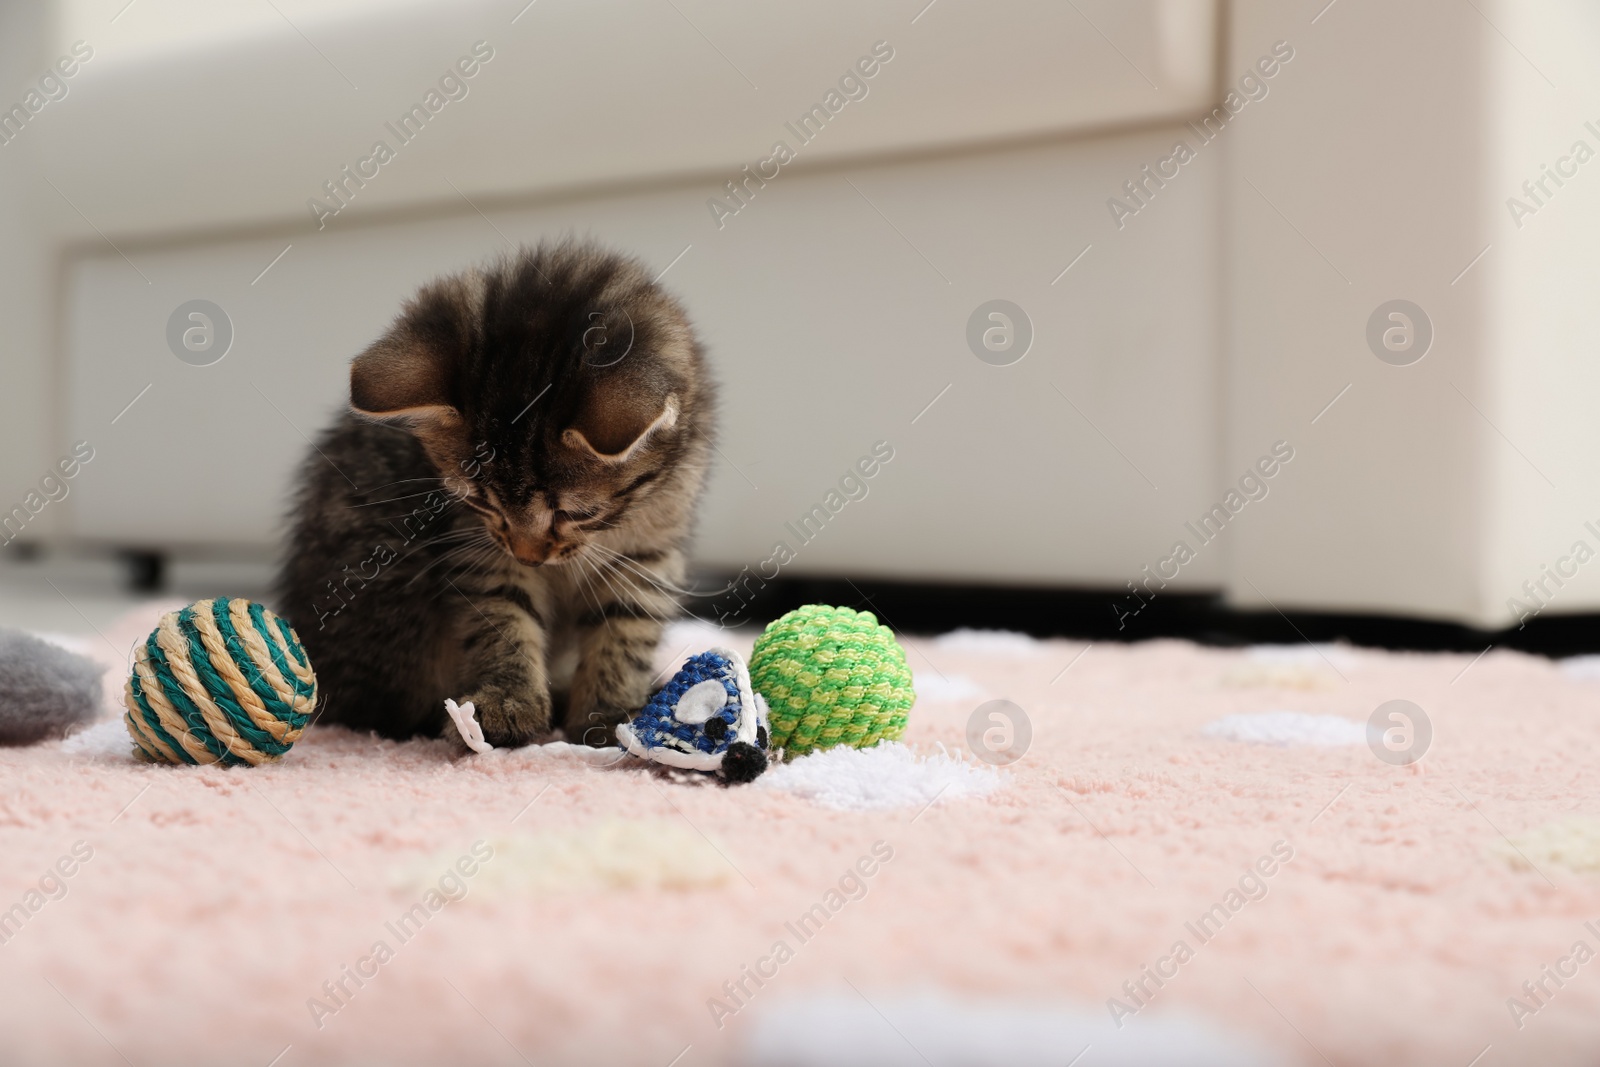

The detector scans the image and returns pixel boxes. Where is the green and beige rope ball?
[123,598,316,766]
[748,604,915,756]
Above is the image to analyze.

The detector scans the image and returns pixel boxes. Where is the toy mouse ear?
[673,679,728,724]
[349,278,471,422]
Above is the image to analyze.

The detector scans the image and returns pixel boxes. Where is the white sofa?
[4,0,1599,628]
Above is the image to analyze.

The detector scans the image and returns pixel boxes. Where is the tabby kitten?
[276,242,713,749]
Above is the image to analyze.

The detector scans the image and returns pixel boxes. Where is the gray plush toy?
[0,627,103,745]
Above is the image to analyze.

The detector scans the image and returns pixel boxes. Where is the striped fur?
[275,242,715,749]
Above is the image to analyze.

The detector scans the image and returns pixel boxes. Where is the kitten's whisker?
[424,544,506,603]
[400,531,486,572]
[424,526,490,546]
[346,489,459,509]
[367,502,464,526]
[585,555,704,621]
[357,475,448,495]
[389,528,481,559]
[388,528,473,570]
[587,544,729,599]
[587,557,638,619]
[597,564,683,622]
[579,545,658,594]
[596,556,694,601]
[571,556,610,623]
[428,550,502,595]
[582,555,621,615]
[389,532,482,575]
[580,554,641,624]
[403,533,500,589]
[450,543,507,587]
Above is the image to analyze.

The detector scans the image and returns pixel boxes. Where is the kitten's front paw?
[461,688,553,749]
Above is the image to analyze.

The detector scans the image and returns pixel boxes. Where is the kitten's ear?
[349,283,468,421]
[562,386,680,464]
[349,336,454,421]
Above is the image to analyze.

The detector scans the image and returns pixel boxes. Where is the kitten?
[275,242,714,749]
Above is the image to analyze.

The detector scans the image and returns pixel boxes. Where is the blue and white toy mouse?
[617,647,771,782]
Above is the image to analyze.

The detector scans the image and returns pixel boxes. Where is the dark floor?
[689,573,1600,659]
[25,542,1598,659]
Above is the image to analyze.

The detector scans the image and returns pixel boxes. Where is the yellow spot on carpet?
[1221,664,1340,692]
[1493,818,1600,873]
[397,820,735,897]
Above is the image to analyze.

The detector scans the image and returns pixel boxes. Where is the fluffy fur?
[0,629,102,745]
[275,242,714,749]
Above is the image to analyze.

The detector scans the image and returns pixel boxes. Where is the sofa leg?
[120,550,165,593]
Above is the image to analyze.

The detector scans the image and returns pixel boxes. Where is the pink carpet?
[3,606,1599,1065]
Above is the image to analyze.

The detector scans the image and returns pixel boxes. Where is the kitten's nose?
[506,530,556,566]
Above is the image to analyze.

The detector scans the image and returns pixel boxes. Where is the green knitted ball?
[748,604,915,756]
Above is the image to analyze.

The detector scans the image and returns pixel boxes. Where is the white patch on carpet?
[739,989,1281,1067]
[509,739,632,766]
[913,672,985,703]
[757,742,1000,811]
[1201,711,1366,747]
[930,628,1045,657]
[59,717,136,760]
[1560,655,1600,680]
[1492,817,1600,873]
[399,820,735,897]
